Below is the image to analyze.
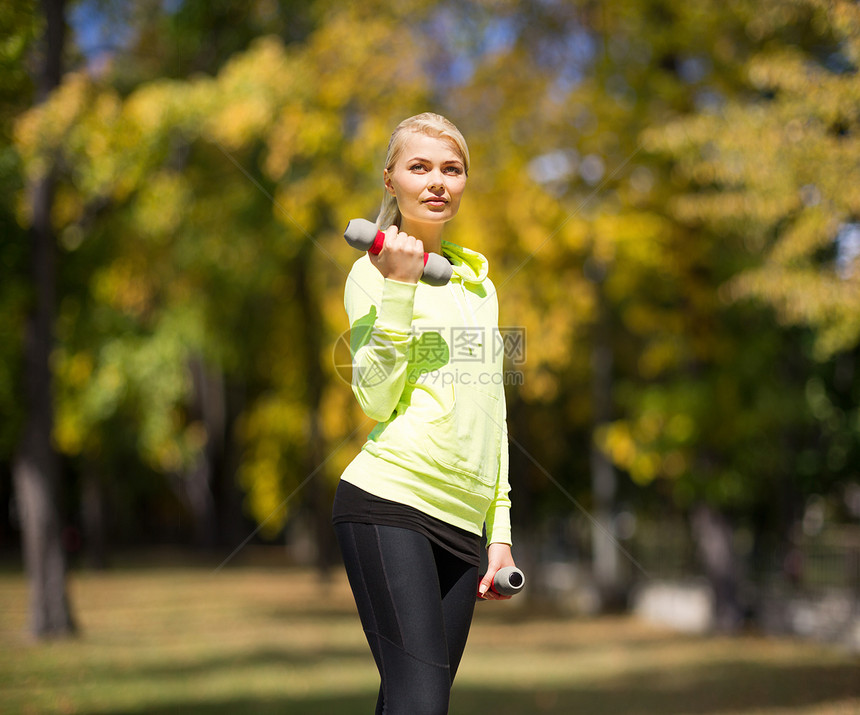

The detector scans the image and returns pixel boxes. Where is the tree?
[439,0,759,612]
[430,0,856,623]
[14,0,338,559]
[0,1,39,546]
[13,2,437,567]
[13,0,76,639]
[649,0,860,359]
[13,0,856,628]
[611,0,860,625]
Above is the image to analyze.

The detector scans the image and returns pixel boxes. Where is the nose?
[428,169,445,191]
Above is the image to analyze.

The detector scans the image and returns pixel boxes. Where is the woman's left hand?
[478,543,517,601]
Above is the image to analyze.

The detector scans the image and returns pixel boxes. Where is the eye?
[444,165,463,175]
[409,163,427,172]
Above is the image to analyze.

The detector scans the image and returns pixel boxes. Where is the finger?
[477,574,493,599]
[379,226,398,252]
[395,231,422,256]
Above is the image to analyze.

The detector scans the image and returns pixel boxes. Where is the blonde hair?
[376,113,470,230]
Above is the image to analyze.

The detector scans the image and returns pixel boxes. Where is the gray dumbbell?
[492,566,525,596]
[344,218,452,287]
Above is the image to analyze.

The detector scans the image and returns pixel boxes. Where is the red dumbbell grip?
[368,229,429,266]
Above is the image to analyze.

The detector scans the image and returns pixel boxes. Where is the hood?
[441,240,489,285]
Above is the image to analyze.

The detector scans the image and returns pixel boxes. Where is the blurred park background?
[1,0,860,710]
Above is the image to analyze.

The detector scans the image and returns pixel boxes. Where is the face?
[384,132,467,231]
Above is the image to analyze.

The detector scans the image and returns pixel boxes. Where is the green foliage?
[12,2,440,535]
[0,0,37,115]
[6,0,859,543]
[645,0,860,360]
[621,0,860,513]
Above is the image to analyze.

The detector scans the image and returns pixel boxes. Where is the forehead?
[398,132,463,163]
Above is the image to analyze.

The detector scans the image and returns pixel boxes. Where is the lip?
[422,197,448,206]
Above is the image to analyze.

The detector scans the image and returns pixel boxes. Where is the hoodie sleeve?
[485,396,512,546]
[344,260,417,423]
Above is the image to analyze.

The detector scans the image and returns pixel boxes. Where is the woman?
[333,112,516,715]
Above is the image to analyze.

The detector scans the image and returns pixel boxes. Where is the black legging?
[334,522,479,715]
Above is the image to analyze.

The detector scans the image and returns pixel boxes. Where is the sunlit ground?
[0,551,858,714]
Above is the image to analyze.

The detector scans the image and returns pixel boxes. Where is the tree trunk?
[218,380,248,548]
[588,260,623,610]
[13,450,74,637]
[12,0,74,641]
[185,356,225,548]
[81,460,109,569]
[690,503,742,632]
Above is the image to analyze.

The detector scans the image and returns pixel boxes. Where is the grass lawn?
[1,553,858,714]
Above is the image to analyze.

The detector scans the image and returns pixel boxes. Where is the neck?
[400,219,444,255]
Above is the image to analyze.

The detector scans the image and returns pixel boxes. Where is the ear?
[383,169,396,196]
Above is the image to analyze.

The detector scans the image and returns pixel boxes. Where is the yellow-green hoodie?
[340,240,512,545]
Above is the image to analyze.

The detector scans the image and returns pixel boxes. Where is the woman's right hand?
[369,226,425,284]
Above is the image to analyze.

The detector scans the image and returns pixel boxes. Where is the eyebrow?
[406,156,464,166]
